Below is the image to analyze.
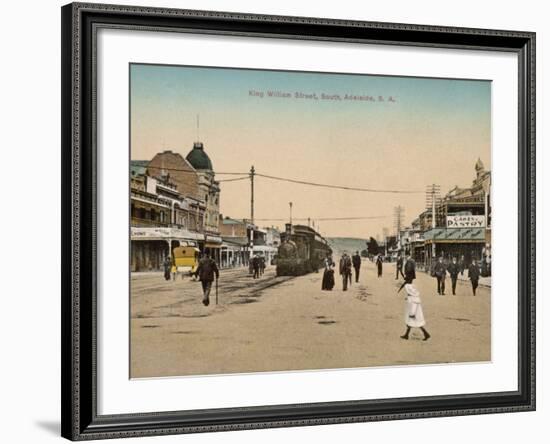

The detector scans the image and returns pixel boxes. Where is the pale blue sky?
[130,63,491,238]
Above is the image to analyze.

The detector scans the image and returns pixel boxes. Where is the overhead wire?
[135,164,422,194]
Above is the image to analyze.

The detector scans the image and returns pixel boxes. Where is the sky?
[130,63,491,239]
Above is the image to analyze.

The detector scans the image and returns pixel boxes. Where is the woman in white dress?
[399,282,430,341]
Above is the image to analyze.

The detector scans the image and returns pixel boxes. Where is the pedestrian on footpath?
[352,251,362,283]
[163,256,172,281]
[447,257,460,295]
[194,252,219,306]
[376,254,383,277]
[322,253,335,291]
[339,252,352,291]
[433,256,447,295]
[404,254,416,282]
[468,259,480,295]
[395,254,405,279]
[398,280,430,341]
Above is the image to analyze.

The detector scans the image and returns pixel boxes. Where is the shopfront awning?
[131,226,202,242]
[423,228,485,244]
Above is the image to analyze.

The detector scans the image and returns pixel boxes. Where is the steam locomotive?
[276,224,332,276]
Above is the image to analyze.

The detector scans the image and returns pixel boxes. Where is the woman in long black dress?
[376,254,383,277]
[322,255,335,290]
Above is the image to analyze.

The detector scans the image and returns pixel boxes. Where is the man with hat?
[194,252,219,306]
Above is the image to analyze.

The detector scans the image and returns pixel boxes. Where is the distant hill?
[326,237,369,256]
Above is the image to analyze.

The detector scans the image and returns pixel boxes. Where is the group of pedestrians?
[251,254,266,279]
[431,256,481,296]
[165,248,483,343]
[322,251,362,292]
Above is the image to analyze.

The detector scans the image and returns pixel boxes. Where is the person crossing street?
[469,259,481,295]
[339,252,353,291]
[194,252,219,306]
[376,254,383,277]
[352,251,362,283]
[252,254,260,279]
[395,254,404,279]
[398,280,431,341]
[404,254,416,283]
[447,257,460,295]
[433,256,447,295]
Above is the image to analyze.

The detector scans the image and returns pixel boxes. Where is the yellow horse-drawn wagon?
[172,245,200,279]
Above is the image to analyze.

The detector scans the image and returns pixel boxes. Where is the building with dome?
[129,141,222,270]
[185,142,221,238]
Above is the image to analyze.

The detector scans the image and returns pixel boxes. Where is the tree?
[366,237,379,256]
[360,249,369,258]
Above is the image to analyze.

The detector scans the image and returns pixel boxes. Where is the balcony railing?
[131,217,171,227]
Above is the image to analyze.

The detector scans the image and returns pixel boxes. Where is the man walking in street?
[468,258,480,295]
[194,252,219,306]
[404,253,416,283]
[163,256,172,281]
[434,256,447,295]
[352,251,362,283]
[448,256,460,295]
[259,255,266,276]
[395,254,405,280]
[376,254,383,277]
[252,254,260,279]
[339,252,353,291]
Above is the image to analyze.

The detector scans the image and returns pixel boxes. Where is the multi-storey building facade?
[421,159,492,267]
[130,165,207,272]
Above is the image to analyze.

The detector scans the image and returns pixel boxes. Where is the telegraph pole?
[249,165,255,272]
[394,205,405,254]
[382,227,389,256]
[426,184,441,261]
[394,206,404,237]
[250,165,255,225]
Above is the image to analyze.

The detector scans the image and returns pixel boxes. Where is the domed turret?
[186,142,213,171]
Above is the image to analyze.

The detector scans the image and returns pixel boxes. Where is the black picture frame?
[61,2,536,440]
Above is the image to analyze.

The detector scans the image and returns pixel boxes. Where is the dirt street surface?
[131,260,490,378]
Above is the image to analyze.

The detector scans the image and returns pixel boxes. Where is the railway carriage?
[276,224,332,276]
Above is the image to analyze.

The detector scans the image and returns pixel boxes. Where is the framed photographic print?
[61,2,536,440]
